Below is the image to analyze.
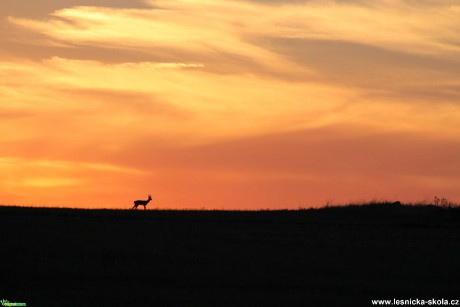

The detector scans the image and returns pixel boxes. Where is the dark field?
[1,204,460,306]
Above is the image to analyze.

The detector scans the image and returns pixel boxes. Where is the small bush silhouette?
[433,196,458,209]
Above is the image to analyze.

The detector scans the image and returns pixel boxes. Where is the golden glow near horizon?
[1,0,460,208]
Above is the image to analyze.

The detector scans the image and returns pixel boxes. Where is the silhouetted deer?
[132,195,152,210]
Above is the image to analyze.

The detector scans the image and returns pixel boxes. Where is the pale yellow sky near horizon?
[1,0,460,208]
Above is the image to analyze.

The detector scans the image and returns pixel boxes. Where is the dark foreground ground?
[1,204,460,306]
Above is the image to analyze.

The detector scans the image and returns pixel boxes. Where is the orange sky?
[1,0,460,209]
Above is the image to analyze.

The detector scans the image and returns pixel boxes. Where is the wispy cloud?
[0,156,148,206]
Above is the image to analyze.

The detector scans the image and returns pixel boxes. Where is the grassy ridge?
[1,202,459,225]
[1,204,459,306]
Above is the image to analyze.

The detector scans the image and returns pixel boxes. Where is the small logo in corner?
[0,299,27,307]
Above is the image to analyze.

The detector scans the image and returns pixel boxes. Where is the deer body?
[132,195,152,210]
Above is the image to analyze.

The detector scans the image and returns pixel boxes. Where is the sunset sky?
[1,0,460,209]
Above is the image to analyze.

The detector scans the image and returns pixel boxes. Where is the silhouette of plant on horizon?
[433,196,457,209]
